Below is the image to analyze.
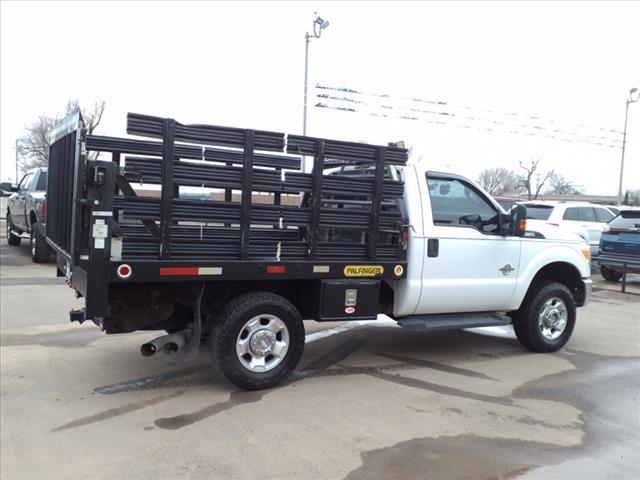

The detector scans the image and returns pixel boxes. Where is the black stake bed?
[46,111,408,318]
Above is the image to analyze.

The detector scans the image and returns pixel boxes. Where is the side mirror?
[1,182,17,193]
[506,204,527,237]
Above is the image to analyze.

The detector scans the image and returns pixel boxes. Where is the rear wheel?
[30,223,50,263]
[600,265,623,283]
[512,281,576,353]
[6,213,21,246]
[209,292,305,390]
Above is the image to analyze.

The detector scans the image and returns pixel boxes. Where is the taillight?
[41,201,47,219]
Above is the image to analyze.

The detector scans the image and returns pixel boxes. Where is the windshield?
[524,204,553,220]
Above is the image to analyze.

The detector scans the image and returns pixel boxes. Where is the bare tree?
[518,159,554,200]
[65,99,106,160]
[626,189,640,206]
[17,99,106,171]
[477,167,519,196]
[545,173,580,196]
[16,116,58,170]
[65,99,105,135]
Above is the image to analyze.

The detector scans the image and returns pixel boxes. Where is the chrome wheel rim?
[31,232,36,256]
[236,314,289,373]
[538,297,568,340]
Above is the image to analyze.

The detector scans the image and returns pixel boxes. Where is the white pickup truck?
[47,112,591,390]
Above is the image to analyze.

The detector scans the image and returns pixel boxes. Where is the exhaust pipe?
[140,343,157,357]
[140,330,190,357]
[164,332,187,355]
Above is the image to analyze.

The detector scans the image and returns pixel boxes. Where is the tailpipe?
[140,330,190,357]
[140,343,157,357]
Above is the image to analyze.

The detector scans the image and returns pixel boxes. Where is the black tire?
[600,265,623,283]
[30,223,50,263]
[6,213,21,246]
[209,291,305,390]
[511,281,576,353]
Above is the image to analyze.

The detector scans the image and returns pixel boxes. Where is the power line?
[313,83,623,148]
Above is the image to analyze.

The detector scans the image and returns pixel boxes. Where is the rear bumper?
[577,277,592,307]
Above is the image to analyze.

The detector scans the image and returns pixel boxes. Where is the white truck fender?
[508,243,590,311]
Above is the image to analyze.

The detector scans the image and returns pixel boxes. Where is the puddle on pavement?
[75,322,639,478]
[345,435,537,480]
[347,348,638,479]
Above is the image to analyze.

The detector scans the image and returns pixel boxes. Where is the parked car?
[597,209,640,282]
[605,205,640,216]
[4,167,51,262]
[493,196,520,211]
[522,201,615,255]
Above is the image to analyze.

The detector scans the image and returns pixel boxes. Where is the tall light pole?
[617,87,639,204]
[302,14,329,172]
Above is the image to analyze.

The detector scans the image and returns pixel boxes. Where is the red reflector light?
[402,230,409,242]
[266,265,286,274]
[160,267,198,276]
[42,201,47,219]
[117,264,132,279]
[519,219,527,232]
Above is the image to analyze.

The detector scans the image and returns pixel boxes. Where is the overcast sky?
[1,1,639,195]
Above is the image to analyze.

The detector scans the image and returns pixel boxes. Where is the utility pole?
[15,138,19,183]
[617,87,638,204]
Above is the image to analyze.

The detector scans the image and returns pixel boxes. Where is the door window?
[562,208,579,221]
[578,207,596,222]
[594,207,614,223]
[35,171,48,191]
[426,176,500,234]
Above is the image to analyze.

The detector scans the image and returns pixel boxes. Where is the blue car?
[598,209,640,282]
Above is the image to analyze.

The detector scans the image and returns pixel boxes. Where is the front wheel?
[511,281,576,353]
[6,213,21,246]
[600,265,623,283]
[209,292,305,390]
[30,223,50,263]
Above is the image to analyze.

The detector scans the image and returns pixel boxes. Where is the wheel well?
[530,262,582,302]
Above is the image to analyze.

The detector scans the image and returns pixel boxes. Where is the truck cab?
[395,164,591,317]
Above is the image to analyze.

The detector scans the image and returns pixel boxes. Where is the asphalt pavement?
[1,241,639,479]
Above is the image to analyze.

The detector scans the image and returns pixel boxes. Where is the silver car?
[4,167,51,262]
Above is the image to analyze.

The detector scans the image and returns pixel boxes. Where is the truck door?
[416,173,521,314]
[11,172,33,230]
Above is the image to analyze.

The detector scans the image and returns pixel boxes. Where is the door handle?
[427,238,439,257]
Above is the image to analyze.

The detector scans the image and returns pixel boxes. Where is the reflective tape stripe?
[159,267,223,276]
[198,267,222,275]
[160,267,198,276]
